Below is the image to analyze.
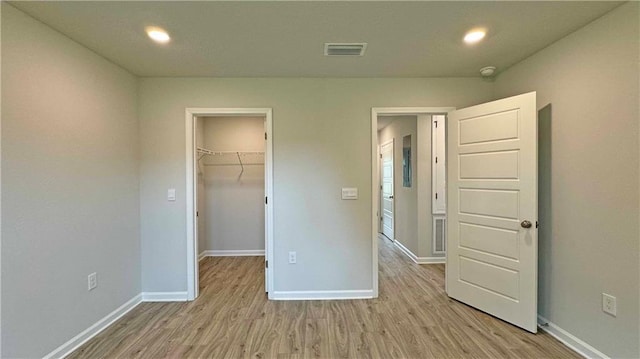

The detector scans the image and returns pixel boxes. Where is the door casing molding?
[185,108,274,300]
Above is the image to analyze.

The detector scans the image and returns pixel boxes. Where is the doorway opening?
[371,108,453,297]
[186,108,274,300]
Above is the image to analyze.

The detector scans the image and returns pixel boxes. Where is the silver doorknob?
[521,220,532,229]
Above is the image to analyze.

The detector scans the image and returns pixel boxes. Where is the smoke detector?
[480,66,496,77]
[324,43,367,56]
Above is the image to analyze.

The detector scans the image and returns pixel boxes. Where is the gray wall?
[494,2,639,357]
[201,116,265,252]
[1,4,140,358]
[139,78,493,293]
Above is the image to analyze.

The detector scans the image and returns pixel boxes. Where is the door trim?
[185,108,274,301]
[371,107,454,297]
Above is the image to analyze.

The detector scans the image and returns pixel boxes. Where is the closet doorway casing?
[185,108,274,300]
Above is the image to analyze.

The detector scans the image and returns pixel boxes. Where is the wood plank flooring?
[68,238,579,358]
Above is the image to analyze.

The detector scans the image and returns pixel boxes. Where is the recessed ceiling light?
[146,26,170,44]
[464,29,486,44]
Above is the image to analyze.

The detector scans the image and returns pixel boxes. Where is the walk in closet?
[196,116,266,258]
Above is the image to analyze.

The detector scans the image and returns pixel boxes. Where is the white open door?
[446,92,538,333]
[380,140,395,240]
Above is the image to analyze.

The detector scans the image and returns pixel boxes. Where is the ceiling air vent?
[324,43,367,56]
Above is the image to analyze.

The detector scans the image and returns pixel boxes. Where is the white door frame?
[371,107,454,297]
[185,108,274,300]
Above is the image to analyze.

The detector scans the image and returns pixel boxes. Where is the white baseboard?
[393,238,417,261]
[393,240,445,264]
[271,289,374,300]
[416,256,446,264]
[199,249,265,260]
[43,294,142,359]
[141,291,188,302]
[537,315,608,359]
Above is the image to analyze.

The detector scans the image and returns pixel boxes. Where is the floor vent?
[434,217,446,254]
[324,43,367,56]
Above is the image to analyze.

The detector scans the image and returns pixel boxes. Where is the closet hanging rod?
[197,147,264,155]
[203,163,263,166]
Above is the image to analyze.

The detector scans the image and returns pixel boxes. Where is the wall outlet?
[88,272,97,291]
[288,251,297,264]
[602,293,616,316]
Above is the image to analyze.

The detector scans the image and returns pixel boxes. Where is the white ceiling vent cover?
[324,43,367,56]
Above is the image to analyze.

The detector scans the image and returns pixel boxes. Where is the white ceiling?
[11,1,622,78]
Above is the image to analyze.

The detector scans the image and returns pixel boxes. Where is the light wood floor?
[69,238,578,358]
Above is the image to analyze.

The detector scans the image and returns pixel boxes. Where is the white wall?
[201,116,265,252]
[1,4,140,358]
[494,3,639,357]
[139,78,493,293]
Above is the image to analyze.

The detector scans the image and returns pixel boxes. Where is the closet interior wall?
[197,116,265,255]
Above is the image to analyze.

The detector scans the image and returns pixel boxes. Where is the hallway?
[68,238,578,358]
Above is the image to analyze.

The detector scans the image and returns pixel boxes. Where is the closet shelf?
[197,147,264,174]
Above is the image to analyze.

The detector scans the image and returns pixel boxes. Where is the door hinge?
[435,192,438,200]
[196,211,199,217]
[265,260,268,268]
[380,153,382,159]
[265,196,268,205]
[265,132,267,140]
[435,121,438,128]
[435,156,438,164]
[536,221,539,228]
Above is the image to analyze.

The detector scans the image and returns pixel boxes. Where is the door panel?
[459,257,520,299]
[459,110,519,144]
[380,140,394,240]
[459,223,519,259]
[459,151,519,179]
[447,92,538,333]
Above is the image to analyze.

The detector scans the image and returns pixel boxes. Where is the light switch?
[342,187,358,200]
[167,188,176,201]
